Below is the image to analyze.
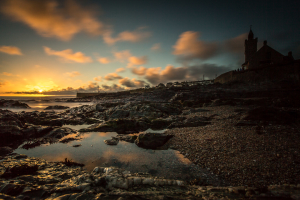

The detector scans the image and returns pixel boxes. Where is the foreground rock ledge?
[0,154,300,199]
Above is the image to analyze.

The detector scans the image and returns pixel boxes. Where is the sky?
[0,0,299,96]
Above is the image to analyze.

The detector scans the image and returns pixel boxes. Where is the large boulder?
[0,99,30,108]
[0,146,13,156]
[135,132,172,149]
[0,125,23,146]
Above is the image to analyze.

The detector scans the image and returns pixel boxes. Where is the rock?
[72,144,82,147]
[114,135,137,143]
[104,138,119,145]
[135,132,173,149]
[151,118,172,129]
[0,99,30,108]
[46,127,76,139]
[0,125,23,145]
[44,105,69,110]
[95,104,106,112]
[0,146,13,156]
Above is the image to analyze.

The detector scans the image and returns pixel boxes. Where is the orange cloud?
[104,73,123,81]
[65,71,81,77]
[0,46,22,55]
[131,66,148,75]
[103,28,151,45]
[173,31,218,60]
[94,76,102,82]
[1,0,104,41]
[44,46,92,63]
[116,68,125,72]
[119,77,145,88]
[128,56,148,67]
[97,57,110,64]
[113,50,132,62]
[151,43,161,51]
[0,80,8,87]
[1,72,13,76]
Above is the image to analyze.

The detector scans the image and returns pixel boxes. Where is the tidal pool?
[14,128,212,182]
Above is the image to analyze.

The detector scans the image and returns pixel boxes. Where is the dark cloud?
[224,33,247,54]
[188,64,234,80]
[119,78,146,88]
[5,82,126,95]
[134,64,233,85]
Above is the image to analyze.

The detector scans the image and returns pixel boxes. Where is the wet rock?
[150,118,172,129]
[44,105,69,110]
[95,104,106,112]
[46,127,76,139]
[135,132,173,149]
[0,146,13,156]
[114,135,137,143]
[80,119,149,133]
[1,164,38,179]
[0,99,30,108]
[104,138,119,145]
[0,125,23,146]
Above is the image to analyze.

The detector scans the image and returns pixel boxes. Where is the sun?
[39,89,43,93]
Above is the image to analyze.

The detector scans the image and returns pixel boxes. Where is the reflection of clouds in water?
[174,151,192,164]
[42,152,74,163]
[97,132,111,137]
[101,149,142,163]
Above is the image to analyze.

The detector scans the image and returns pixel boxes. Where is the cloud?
[173,31,218,60]
[44,46,92,63]
[131,66,148,75]
[224,33,248,54]
[104,73,123,81]
[113,50,132,62]
[1,0,104,41]
[98,57,110,64]
[127,56,148,67]
[0,46,22,55]
[94,76,102,82]
[131,64,232,85]
[103,28,151,45]
[1,72,13,76]
[116,68,125,72]
[0,80,7,87]
[119,77,146,88]
[65,71,81,77]
[151,43,161,51]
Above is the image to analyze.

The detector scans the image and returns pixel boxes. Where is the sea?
[0,95,92,112]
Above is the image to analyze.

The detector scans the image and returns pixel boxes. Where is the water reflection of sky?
[14,131,206,181]
[4,101,92,112]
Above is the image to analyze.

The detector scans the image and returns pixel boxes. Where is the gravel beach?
[165,105,300,187]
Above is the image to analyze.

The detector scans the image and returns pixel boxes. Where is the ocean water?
[0,95,92,112]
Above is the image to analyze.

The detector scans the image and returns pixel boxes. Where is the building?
[242,28,294,70]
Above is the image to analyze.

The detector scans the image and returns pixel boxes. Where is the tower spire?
[248,25,254,39]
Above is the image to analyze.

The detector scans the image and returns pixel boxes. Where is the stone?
[44,105,69,110]
[0,146,13,156]
[104,138,119,145]
[135,132,173,149]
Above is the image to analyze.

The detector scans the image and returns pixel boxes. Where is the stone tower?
[244,27,258,64]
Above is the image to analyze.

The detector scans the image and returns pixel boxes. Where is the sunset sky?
[0,0,299,96]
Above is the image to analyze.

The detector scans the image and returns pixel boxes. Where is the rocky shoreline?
[1,83,300,199]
